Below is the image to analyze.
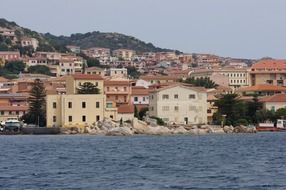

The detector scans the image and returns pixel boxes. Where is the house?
[112,49,135,60]
[260,94,286,112]
[117,104,134,122]
[66,45,81,54]
[85,66,106,77]
[21,37,39,50]
[46,74,117,128]
[139,75,178,85]
[149,84,208,125]
[104,79,132,105]
[82,47,111,59]
[107,68,128,78]
[0,93,29,121]
[57,55,84,76]
[131,86,149,111]
[237,84,286,96]
[250,59,286,86]
[0,51,21,61]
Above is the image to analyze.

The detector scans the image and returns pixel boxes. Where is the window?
[68,116,72,122]
[82,102,86,108]
[82,115,86,122]
[95,82,98,86]
[271,106,275,112]
[96,102,100,108]
[124,87,127,91]
[53,116,56,122]
[16,111,19,115]
[162,106,169,111]
[115,96,118,100]
[134,97,138,102]
[189,94,196,99]
[1,111,4,115]
[143,97,146,101]
[150,107,154,111]
[106,102,113,108]
[68,102,72,108]
[107,87,110,91]
[9,111,12,115]
[174,94,178,99]
[53,102,57,109]
[162,94,169,100]
[96,115,100,121]
[174,106,179,111]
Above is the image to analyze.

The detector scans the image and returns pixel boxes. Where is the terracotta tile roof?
[0,77,9,82]
[71,74,103,80]
[238,84,286,92]
[118,104,134,113]
[0,106,28,111]
[131,86,149,95]
[140,75,178,80]
[260,94,286,102]
[251,59,286,69]
[104,80,130,85]
[150,83,206,93]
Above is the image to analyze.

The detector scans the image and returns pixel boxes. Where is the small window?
[115,96,118,100]
[68,102,72,108]
[68,116,72,122]
[143,97,146,101]
[124,87,127,91]
[96,102,100,108]
[174,106,179,111]
[1,111,4,115]
[82,115,86,122]
[189,94,196,99]
[53,116,56,122]
[16,111,19,115]
[162,94,169,100]
[96,115,100,121]
[82,102,86,108]
[174,94,178,99]
[53,102,57,109]
[162,106,169,111]
[134,97,138,102]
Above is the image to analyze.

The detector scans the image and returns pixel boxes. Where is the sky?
[1,0,286,59]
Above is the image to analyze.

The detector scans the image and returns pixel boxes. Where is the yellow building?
[46,74,117,128]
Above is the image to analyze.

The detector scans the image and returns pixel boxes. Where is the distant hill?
[0,18,174,53]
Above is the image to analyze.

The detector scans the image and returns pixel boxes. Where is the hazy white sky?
[1,0,286,59]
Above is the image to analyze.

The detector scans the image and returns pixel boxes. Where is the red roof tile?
[260,94,286,102]
[118,104,134,113]
[251,59,286,69]
[71,74,103,80]
[238,84,286,92]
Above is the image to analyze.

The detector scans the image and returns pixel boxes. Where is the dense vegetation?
[213,94,286,126]
[77,82,100,94]
[0,60,25,79]
[27,65,53,76]
[183,77,218,89]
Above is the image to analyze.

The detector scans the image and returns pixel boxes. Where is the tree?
[28,65,53,76]
[184,77,217,89]
[256,109,276,123]
[134,105,139,118]
[4,61,25,74]
[21,79,46,127]
[275,108,286,119]
[246,95,263,124]
[138,107,148,120]
[127,66,140,79]
[77,82,100,94]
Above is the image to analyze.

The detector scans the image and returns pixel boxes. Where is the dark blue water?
[0,133,286,190]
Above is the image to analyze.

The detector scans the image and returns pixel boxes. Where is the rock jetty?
[60,118,257,136]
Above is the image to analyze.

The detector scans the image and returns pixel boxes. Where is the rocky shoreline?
[60,118,257,136]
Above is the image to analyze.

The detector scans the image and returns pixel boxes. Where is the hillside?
[0,18,173,53]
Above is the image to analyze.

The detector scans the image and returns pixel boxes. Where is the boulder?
[234,125,256,133]
[106,127,134,136]
[223,125,234,133]
[132,118,150,134]
[145,126,172,135]
[188,126,209,135]
[172,126,188,134]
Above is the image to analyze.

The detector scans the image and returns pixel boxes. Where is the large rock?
[188,126,209,135]
[106,127,134,136]
[234,125,256,133]
[145,126,172,135]
[223,125,234,133]
[132,118,150,134]
[172,126,188,134]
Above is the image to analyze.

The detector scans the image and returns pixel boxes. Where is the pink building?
[0,51,21,61]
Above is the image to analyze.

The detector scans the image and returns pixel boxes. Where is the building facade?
[149,84,207,125]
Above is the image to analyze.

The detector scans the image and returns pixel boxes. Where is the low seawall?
[21,127,60,135]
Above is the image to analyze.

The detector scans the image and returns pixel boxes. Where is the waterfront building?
[104,79,132,105]
[148,84,207,125]
[250,59,286,86]
[131,86,149,111]
[260,94,286,112]
[46,74,117,128]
